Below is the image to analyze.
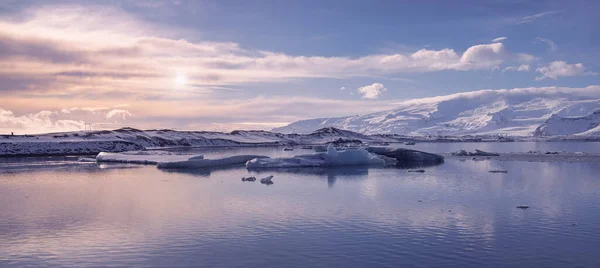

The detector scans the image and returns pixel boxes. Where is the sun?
[175,73,187,86]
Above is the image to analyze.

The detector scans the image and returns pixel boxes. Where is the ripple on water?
[1,149,600,267]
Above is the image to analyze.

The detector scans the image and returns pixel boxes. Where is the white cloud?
[491,37,507,42]
[503,64,530,72]
[0,106,133,133]
[459,43,507,69]
[357,83,387,99]
[536,37,558,52]
[516,53,538,63]
[0,4,539,99]
[106,109,132,120]
[517,11,560,24]
[535,61,597,80]
[340,86,345,90]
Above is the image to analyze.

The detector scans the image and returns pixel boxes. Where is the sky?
[1,0,599,133]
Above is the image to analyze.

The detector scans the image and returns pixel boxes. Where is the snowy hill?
[273,86,600,136]
[534,110,600,137]
[0,127,383,156]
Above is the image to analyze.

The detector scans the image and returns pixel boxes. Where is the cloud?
[491,37,507,42]
[503,64,530,72]
[357,83,387,99]
[517,11,560,24]
[0,106,133,133]
[106,109,132,120]
[535,61,597,80]
[0,4,537,98]
[536,37,558,52]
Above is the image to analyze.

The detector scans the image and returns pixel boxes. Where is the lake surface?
[1,142,600,267]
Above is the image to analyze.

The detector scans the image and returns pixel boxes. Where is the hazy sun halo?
[175,74,187,86]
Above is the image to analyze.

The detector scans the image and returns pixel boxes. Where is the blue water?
[1,142,600,267]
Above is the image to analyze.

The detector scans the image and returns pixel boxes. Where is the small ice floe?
[241,176,256,182]
[488,170,508,173]
[408,169,425,173]
[516,205,529,209]
[283,147,294,151]
[188,154,204,160]
[260,175,274,185]
[301,146,313,149]
[404,141,416,145]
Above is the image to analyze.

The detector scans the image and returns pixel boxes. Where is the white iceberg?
[96,150,196,164]
[157,155,269,169]
[246,144,394,169]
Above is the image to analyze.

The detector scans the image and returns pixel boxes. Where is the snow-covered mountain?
[534,110,600,137]
[273,86,600,136]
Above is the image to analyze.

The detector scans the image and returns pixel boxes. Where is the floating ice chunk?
[242,176,256,182]
[246,144,388,169]
[157,155,269,169]
[260,175,274,184]
[96,151,194,164]
[188,154,204,160]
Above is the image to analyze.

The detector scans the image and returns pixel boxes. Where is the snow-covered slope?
[273,86,600,136]
[0,127,383,156]
[534,110,600,137]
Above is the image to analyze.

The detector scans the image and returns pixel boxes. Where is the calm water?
[1,142,600,267]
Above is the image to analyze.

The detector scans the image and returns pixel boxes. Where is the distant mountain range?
[273,86,600,137]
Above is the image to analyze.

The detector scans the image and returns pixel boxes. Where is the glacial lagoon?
[1,142,600,267]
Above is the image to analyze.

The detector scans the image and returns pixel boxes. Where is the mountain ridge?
[273,86,600,136]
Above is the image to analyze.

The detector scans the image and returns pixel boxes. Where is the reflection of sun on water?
[175,74,187,86]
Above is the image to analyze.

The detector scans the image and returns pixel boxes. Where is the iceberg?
[96,150,196,164]
[246,144,394,169]
[367,147,445,165]
[157,155,269,169]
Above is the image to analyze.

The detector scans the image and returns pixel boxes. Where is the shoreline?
[445,152,600,163]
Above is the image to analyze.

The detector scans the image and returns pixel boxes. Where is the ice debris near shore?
[451,149,500,157]
[246,144,395,169]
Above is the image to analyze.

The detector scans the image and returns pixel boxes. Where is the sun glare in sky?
[175,73,187,86]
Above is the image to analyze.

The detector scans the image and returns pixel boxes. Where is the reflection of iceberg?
[246,144,395,169]
[158,155,269,169]
[249,166,369,188]
[367,147,444,167]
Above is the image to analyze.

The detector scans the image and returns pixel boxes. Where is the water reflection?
[2,145,600,267]
[250,167,370,188]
